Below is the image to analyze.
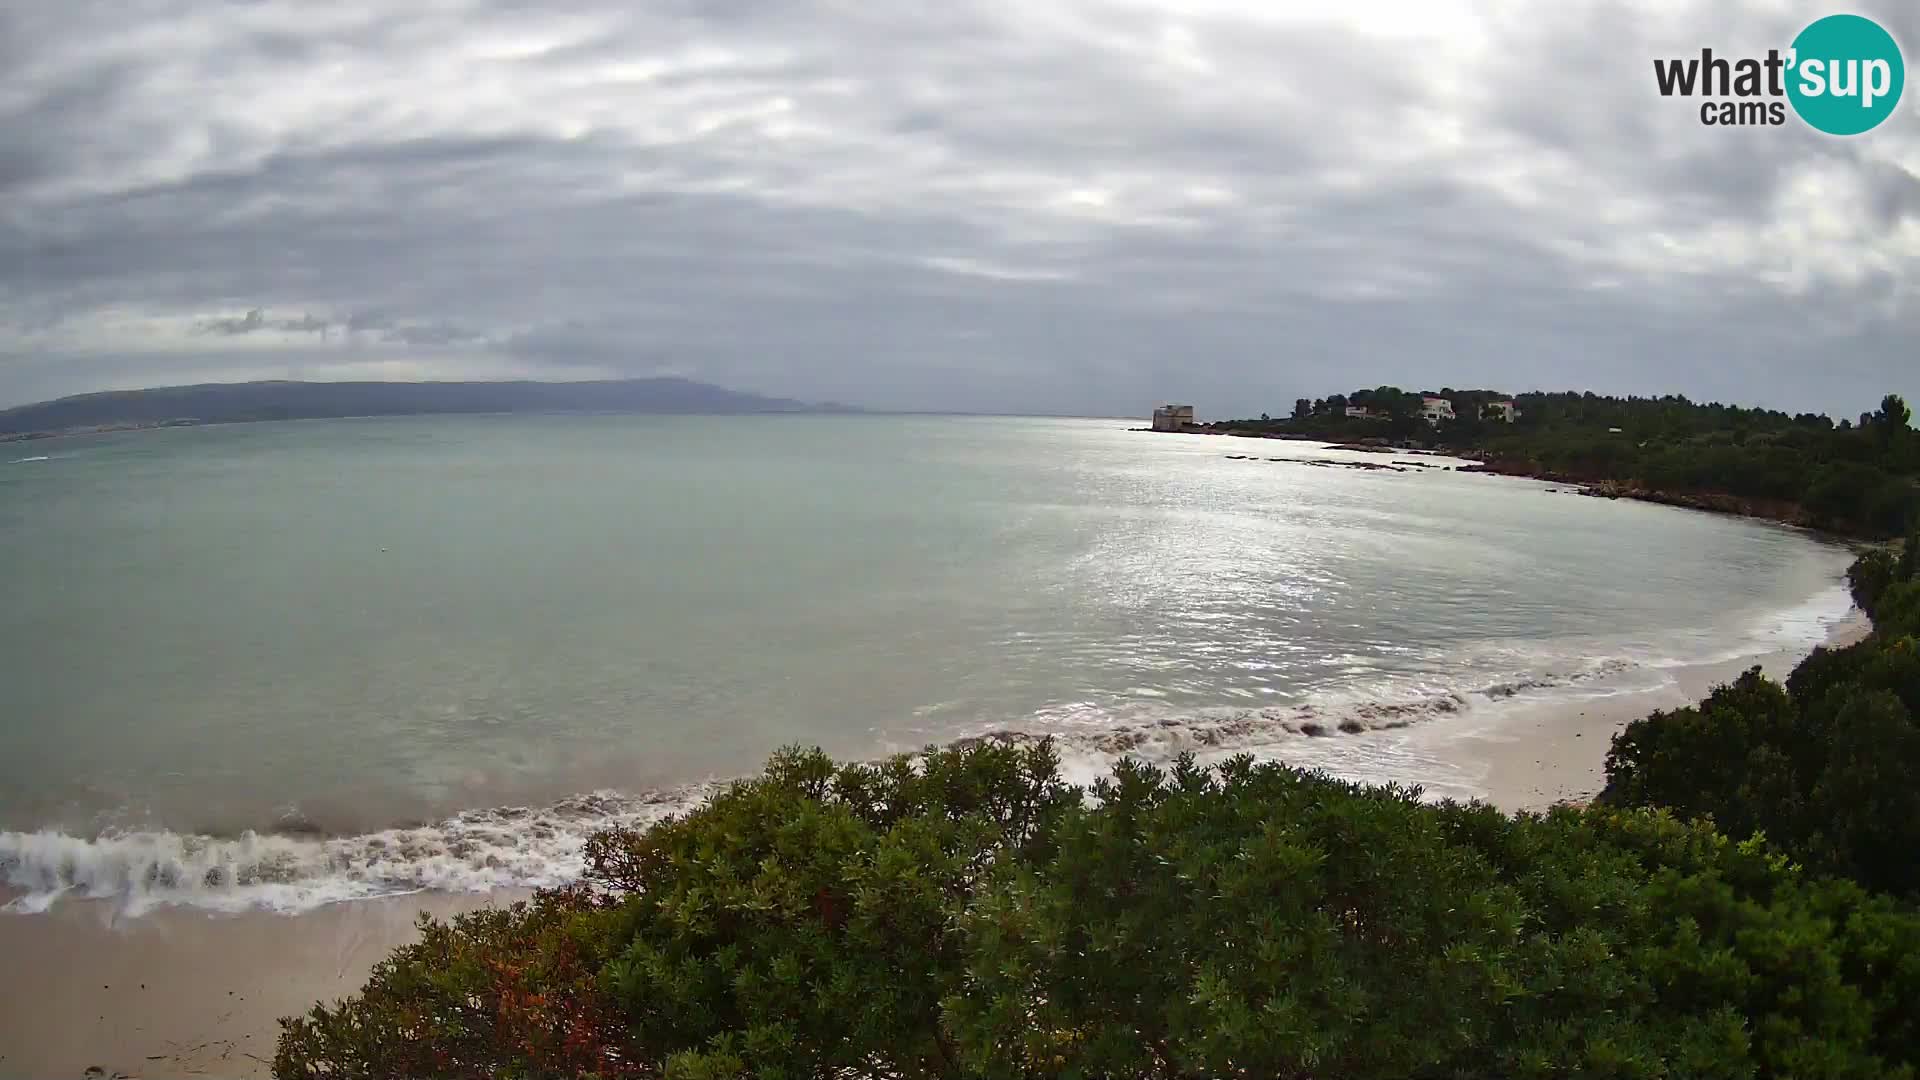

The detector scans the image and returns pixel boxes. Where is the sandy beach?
[0,891,531,1079]
[1460,606,1872,812]
[0,608,1873,1079]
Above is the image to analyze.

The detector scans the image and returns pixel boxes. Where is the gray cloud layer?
[1,0,1915,416]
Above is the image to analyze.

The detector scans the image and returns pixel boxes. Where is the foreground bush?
[278,742,1920,1079]
[1604,539,1920,897]
[278,741,1075,1080]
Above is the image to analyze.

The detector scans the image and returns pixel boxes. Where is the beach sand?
[1461,607,1872,812]
[0,609,1873,1079]
[0,891,529,1079]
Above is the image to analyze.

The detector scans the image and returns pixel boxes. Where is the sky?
[0,0,1915,418]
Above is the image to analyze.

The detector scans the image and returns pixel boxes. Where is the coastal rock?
[1459,460,1815,527]
[1228,453,1413,470]
[1231,455,1411,473]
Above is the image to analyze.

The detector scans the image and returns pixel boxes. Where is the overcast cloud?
[0,0,1914,416]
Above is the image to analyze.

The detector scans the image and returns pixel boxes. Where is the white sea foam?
[1742,582,1856,651]
[7,455,50,463]
[1,667,1627,917]
[951,658,1647,785]
[0,583,1859,919]
[1643,582,1858,669]
[0,786,720,917]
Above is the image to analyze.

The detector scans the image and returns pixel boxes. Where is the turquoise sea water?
[0,414,1853,913]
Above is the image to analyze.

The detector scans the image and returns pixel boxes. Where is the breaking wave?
[0,786,720,917]
[0,577,1857,919]
[946,659,1642,782]
[1741,583,1857,653]
[0,660,1646,918]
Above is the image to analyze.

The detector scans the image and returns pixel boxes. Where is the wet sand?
[0,609,1873,1078]
[1460,607,1871,812]
[0,891,529,1079]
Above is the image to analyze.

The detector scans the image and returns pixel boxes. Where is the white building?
[1345,405,1384,420]
[1419,396,1455,424]
[1483,400,1518,423]
[1151,404,1196,432]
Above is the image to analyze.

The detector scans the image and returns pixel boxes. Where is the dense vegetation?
[1205,389,1920,537]
[1602,535,1920,898]
[280,536,1920,1080]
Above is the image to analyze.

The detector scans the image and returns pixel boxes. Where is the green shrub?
[1806,690,1920,899]
[278,740,1075,1080]
[591,740,1075,1079]
[279,747,1920,1079]
[1604,549,1920,899]
[1852,549,1901,615]
[1601,669,1804,842]
[273,887,637,1079]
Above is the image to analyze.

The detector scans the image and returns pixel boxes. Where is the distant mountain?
[0,378,856,437]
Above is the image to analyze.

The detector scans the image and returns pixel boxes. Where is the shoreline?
[0,604,1874,1078]
[1454,459,1832,537]
[1145,427,1890,545]
[1456,604,1871,813]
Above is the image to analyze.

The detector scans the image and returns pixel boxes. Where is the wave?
[8,455,50,463]
[2,582,1859,922]
[0,576,1855,919]
[1742,583,1857,652]
[0,786,720,917]
[1639,583,1858,670]
[0,661,1649,919]
[948,659,1641,775]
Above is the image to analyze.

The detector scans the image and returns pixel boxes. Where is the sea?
[0,414,1856,915]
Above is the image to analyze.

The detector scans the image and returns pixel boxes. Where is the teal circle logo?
[1787,14,1904,135]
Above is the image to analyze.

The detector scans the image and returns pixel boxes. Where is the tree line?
[1206,389,1919,538]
